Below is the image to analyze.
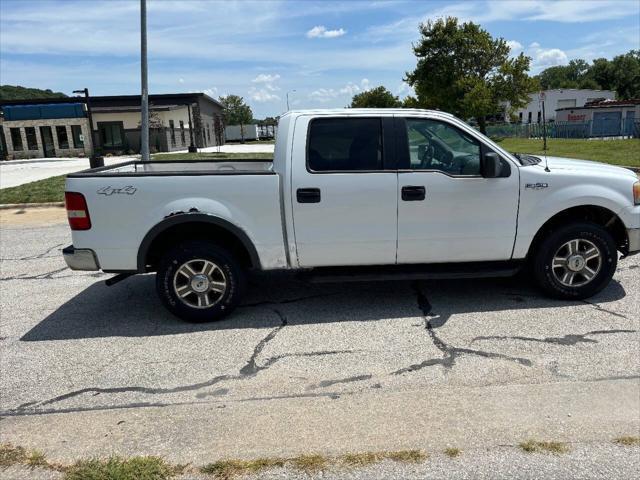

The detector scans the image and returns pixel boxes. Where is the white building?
[507,89,616,123]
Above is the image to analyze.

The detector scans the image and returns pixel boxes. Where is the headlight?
[634,181,640,205]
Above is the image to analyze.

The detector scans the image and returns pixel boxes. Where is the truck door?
[395,116,519,263]
[290,115,398,267]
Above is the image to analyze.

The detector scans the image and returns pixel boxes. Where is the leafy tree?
[608,50,640,99]
[350,86,402,108]
[0,85,67,100]
[218,94,253,142]
[536,50,640,99]
[405,18,536,133]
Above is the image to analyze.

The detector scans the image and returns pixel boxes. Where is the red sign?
[568,114,586,122]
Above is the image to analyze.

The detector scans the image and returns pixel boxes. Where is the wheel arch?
[526,205,628,259]
[137,213,261,272]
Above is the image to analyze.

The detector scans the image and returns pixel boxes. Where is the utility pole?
[74,88,103,167]
[140,0,150,161]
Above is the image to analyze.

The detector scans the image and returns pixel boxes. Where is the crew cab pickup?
[64,109,640,322]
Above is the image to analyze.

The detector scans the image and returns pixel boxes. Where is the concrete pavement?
[0,207,638,478]
[0,144,275,189]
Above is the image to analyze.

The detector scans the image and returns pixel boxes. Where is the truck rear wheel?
[156,241,246,322]
[532,222,617,300]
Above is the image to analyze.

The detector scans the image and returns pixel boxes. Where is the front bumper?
[63,245,100,271]
[627,228,640,255]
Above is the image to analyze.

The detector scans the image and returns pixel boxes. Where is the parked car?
[63,109,640,322]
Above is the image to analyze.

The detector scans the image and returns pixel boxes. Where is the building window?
[537,111,541,123]
[25,127,38,150]
[98,122,124,148]
[10,128,23,151]
[56,126,69,149]
[169,120,176,146]
[518,112,523,123]
[528,112,532,123]
[71,125,84,148]
[207,124,211,143]
[179,121,186,145]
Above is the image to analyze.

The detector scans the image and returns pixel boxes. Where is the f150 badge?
[97,186,137,196]
[525,183,549,190]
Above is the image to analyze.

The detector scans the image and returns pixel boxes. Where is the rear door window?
[307,118,383,172]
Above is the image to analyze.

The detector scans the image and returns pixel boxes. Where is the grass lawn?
[152,152,273,161]
[497,138,640,167]
[0,174,66,204]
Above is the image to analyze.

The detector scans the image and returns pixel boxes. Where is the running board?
[300,261,524,284]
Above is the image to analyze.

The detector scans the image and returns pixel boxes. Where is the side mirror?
[482,152,502,178]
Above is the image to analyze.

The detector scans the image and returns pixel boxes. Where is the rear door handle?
[401,185,426,201]
[297,188,321,203]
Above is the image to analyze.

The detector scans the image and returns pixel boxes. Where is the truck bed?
[67,159,274,177]
[65,159,287,272]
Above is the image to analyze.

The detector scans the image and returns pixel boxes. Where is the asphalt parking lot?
[0,208,638,478]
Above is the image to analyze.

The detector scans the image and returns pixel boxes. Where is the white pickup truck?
[63,109,640,322]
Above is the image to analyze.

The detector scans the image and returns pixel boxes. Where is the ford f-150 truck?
[63,109,640,322]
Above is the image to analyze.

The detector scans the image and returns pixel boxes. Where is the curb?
[0,202,65,210]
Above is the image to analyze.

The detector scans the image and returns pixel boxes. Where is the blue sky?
[1,0,639,118]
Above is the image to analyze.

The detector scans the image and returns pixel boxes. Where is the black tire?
[156,241,246,322]
[532,222,617,300]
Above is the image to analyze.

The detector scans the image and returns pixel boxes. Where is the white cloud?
[396,82,414,97]
[178,77,185,84]
[249,87,280,102]
[310,79,372,102]
[506,40,523,53]
[527,42,569,70]
[252,73,281,83]
[204,87,218,98]
[306,25,346,38]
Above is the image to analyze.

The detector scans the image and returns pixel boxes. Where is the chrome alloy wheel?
[173,259,227,308]
[551,238,602,288]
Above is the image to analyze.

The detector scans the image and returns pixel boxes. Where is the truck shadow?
[21,272,627,342]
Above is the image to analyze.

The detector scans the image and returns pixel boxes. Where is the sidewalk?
[0,144,275,189]
[0,156,137,189]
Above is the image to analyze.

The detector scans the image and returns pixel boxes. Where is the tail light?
[65,192,91,230]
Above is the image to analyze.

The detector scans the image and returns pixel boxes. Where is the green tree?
[536,50,639,99]
[609,50,640,99]
[218,95,253,143]
[350,86,402,108]
[0,85,67,100]
[405,17,536,133]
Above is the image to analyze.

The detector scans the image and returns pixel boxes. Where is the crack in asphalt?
[0,267,69,281]
[580,299,629,319]
[393,282,533,375]
[0,243,64,261]
[471,329,637,346]
[239,292,342,308]
[11,308,355,413]
[307,374,373,390]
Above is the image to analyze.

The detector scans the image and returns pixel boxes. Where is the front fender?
[513,182,632,258]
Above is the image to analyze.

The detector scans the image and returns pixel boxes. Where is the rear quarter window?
[307,118,382,171]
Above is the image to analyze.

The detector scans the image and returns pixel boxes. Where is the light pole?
[73,88,102,167]
[140,0,150,161]
[286,90,296,110]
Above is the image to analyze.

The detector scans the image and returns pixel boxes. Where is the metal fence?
[486,119,640,139]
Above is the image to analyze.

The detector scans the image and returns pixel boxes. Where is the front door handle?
[401,185,426,201]
[297,188,321,203]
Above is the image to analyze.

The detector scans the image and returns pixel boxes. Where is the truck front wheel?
[156,241,246,322]
[532,222,617,300]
